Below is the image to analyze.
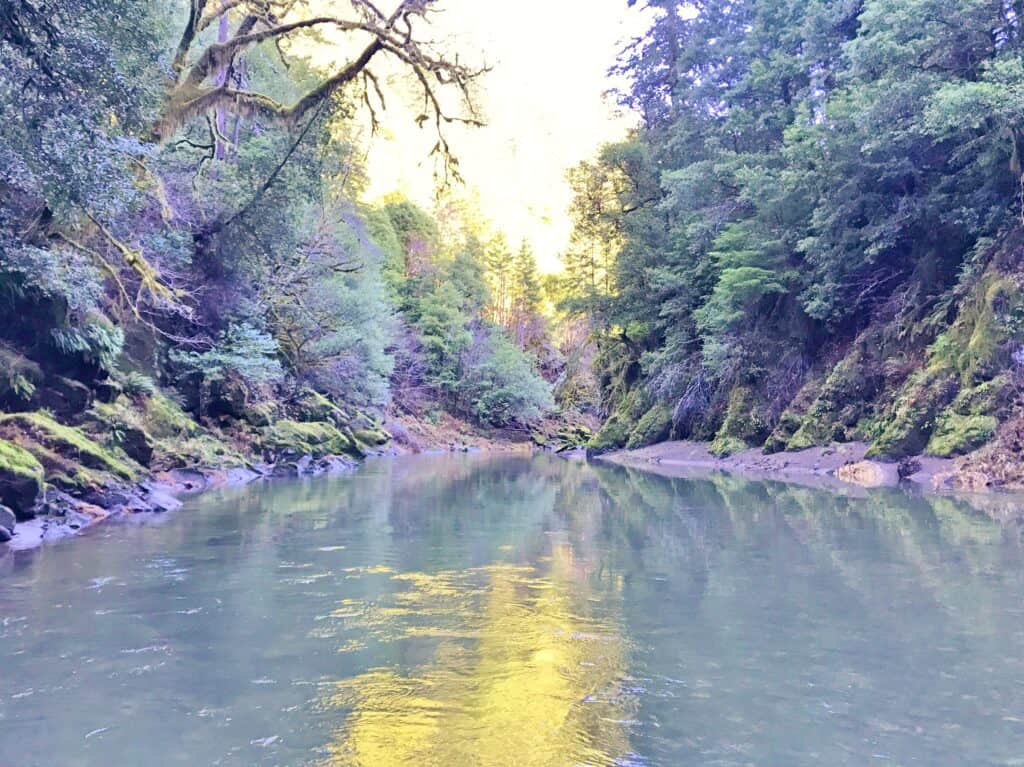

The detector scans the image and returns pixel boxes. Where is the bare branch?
[157,0,487,179]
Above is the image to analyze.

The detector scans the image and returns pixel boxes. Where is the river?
[2,453,1024,766]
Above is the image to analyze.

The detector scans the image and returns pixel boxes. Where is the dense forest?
[0,0,594,533]
[566,0,1024,486]
[3,0,1024,537]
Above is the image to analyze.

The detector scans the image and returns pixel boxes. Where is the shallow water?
[2,453,1024,766]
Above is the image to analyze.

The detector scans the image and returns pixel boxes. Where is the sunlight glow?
[358,0,651,272]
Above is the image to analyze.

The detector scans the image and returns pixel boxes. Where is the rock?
[146,488,183,513]
[0,438,44,520]
[949,469,992,492]
[0,525,11,543]
[118,425,154,467]
[0,504,15,536]
[209,376,249,419]
[242,402,274,428]
[836,460,901,488]
[35,375,94,416]
[897,457,922,479]
[293,389,347,425]
[94,378,122,403]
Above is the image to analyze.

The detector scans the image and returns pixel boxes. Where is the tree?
[160,0,485,176]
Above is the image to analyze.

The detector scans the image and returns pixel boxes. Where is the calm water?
[2,453,1024,766]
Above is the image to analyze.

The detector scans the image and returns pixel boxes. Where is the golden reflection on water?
[318,546,635,766]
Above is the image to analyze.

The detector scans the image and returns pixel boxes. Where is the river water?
[2,453,1024,766]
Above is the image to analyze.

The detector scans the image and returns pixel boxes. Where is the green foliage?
[50,312,124,373]
[573,0,1024,456]
[415,282,474,397]
[710,386,770,457]
[173,323,284,388]
[926,414,998,458]
[460,331,554,426]
[119,372,157,399]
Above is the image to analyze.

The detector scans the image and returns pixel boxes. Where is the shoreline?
[594,441,948,487]
[594,440,1024,524]
[1,437,536,554]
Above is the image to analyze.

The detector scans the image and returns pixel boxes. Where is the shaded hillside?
[564,0,1024,487]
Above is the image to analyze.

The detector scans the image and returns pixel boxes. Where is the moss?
[765,376,822,453]
[930,272,1024,385]
[925,413,997,458]
[145,393,200,439]
[0,439,45,488]
[262,420,360,459]
[949,375,1011,417]
[710,385,769,457]
[709,436,750,458]
[588,414,633,453]
[787,330,888,450]
[865,367,958,459]
[155,434,246,470]
[0,412,139,481]
[242,401,275,428]
[626,402,674,449]
[589,383,651,453]
[352,428,390,448]
[294,389,349,425]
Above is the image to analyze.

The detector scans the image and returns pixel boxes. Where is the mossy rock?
[590,383,652,453]
[865,367,958,459]
[787,338,887,450]
[154,435,246,470]
[925,413,997,458]
[930,272,1024,384]
[86,399,155,467]
[709,386,769,457]
[352,428,390,448]
[765,376,822,453]
[588,414,633,453]
[0,412,139,483]
[242,401,276,428]
[709,436,750,458]
[293,390,349,425]
[0,438,45,519]
[948,375,1012,417]
[262,420,360,459]
[144,394,200,439]
[626,402,674,449]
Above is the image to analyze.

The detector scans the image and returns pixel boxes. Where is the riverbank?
[597,440,943,486]
[596,440,1024,525]
[0,406,537,553]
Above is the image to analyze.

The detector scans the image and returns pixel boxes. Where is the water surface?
[2,453,1024,766]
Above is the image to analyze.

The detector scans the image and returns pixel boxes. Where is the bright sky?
[359,0,650,272]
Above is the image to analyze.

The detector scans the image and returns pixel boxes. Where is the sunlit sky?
[357,0,651,272]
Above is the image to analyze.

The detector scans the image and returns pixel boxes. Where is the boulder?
[0,439,44,520]
[836,460,900,488]
[118,425,155,467]
[34,375,94,416]
[0,504,16,536]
